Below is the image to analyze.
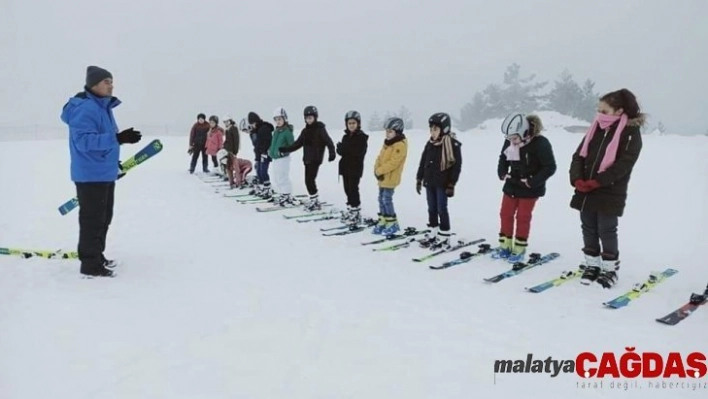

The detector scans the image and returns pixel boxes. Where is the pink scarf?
[579,113,628,173]
[504,141,526,161]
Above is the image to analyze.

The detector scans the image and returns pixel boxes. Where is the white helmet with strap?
[501,113,529,139]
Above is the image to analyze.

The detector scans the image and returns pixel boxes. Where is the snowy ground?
[1,112,707,398]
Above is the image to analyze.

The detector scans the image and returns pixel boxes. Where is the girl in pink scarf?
[569,88,644,289]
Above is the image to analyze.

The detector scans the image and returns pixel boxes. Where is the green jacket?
[269,124,295,159]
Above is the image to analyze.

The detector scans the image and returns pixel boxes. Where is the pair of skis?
[656,284,708,326]
[1,247,78,259]
[57,139,164,215]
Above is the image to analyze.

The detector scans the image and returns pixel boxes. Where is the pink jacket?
[205,127,224,155]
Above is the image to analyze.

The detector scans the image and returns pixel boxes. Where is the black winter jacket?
[569,115,644,217]
[223,126,240,155]
[253,121,274,158]
[280,121,336,165]
[336,129,368,177]
[416,136,463,188]
[497,135,556,198]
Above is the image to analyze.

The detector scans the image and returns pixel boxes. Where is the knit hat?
[86,66,112,88]
[248,112,261,124]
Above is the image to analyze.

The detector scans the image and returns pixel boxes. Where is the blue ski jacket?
[61,90,121,182]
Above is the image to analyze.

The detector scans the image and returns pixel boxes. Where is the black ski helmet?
[304,105,318,118]
[345,110,361,126]
[428,112,451,134]
[383,117,404,134]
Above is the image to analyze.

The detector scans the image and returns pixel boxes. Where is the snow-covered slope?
[1,116,707,399]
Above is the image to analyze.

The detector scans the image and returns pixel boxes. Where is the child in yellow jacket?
[373,117,408,235]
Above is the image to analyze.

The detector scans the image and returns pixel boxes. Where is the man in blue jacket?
[60,66,142,277]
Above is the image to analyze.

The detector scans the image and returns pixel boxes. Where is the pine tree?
[367,112,382,131]
[397,106,414,129]
[547,69,584,117]
[577,79,599,122]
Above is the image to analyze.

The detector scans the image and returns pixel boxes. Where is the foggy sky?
[1,0,706,134]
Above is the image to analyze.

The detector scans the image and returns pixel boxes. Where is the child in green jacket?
[268,107,296,206]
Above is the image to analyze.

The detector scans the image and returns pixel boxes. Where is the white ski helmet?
[223,115,234,125]
[501,113,529,138]
[273,107,288,122]
[217,149,229,164]
[239,118,249,132]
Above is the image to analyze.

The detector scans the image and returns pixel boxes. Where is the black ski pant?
[342,174,361,207]
[76,182,115,273]
[304,163,321,196]
[580,210,619,259]
[190,147,208,172]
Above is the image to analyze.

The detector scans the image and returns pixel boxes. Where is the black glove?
[416,180,422,195]
[375,174,384,181]
[278,147,288,155]
[336,142,342,155]
[445,183,455,198]
[116,128,142,144]
[118,161,124,171]
[328,152,336,162]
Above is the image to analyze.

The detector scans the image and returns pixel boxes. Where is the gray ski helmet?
[428,112,451,134]
[304,105,318,118]
[501,113,529,138]
[345,110,361,125]
[383,117,405,133]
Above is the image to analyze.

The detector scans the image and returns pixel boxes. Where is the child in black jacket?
[336,110,368,224]
[279,105,336,211]
[416,112,462,249]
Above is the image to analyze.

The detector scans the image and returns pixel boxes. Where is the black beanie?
[86,66,112,88]
[248,112,261,124]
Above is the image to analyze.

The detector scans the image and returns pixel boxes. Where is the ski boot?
[418,226,439,248]
[491,235,512,259]
[579,251,603,285]
[372,214,387,235]
[380,215,400,235]
[429,230,452,251]
[303,194,321,212]
[506,237,528,263]
[595,253,620,289]
[347,206,362,226]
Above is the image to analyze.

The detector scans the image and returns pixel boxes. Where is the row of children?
[189,87,644,288]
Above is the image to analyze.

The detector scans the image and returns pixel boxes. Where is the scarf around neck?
[431,133,456,171]
[579,113,628,173]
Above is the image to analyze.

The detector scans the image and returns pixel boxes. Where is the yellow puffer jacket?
[374,136,408,189]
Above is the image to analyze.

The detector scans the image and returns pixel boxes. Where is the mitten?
[375,174,384,181]
[584,179,600,191]
[336,142,342,155]
[188,147,194,155]
[445,184,455,198]
[416,180,422,195]
[328,152,336,162]
[116,128,142,144]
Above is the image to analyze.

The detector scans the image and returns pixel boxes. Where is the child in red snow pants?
[499,194,537,251]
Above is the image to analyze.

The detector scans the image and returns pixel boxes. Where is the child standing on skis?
[372,117,408,235]
[570,88,644,288]
[495,113,556,262]
[278,105,336,211]
[415,113,462,248]
[248,112,274,198]
[268,107,296,206]
[222,116,240,188]
[205,115,224,171]
[337,110,368,225]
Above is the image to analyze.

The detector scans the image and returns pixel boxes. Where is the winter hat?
[248,112,261,124]
[86,66,112,88]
